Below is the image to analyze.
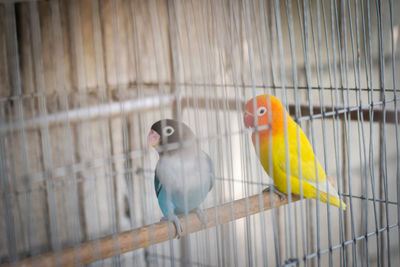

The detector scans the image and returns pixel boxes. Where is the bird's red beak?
[148,130,160,147]
[244,112,255,128]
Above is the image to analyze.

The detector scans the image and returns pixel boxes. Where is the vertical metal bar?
[114,1,148,266]
[365,0,382,265]
[242,1,256,264]
[1,3,36,263]
[215,1,241,266]
[49,0,88,264]
[376,1,387,265]
[0,8,18,261]
[313,0,335,266]
[273,0,297,263]
[214,6,234,264]
[374,1,391,266]
[7,6,29,259]
[329,0,347,266]
[88,0,110,265]
[227,1,245,265]
[10,2,60,263]
[244,1,267,266]
[352,0,369,266]
[175,0,203,265]
[302,0,324,266]
[359,0,372,265]
[387,0,400,262]
[109,0,142,265]
[57,2,86,265]
[336,12,348,264]
[266,0,278,93]
[127,0,153,265]
[251,0,275,265]
[320,0,334,88]
[166,1,191,265]
[0,95,17,263]
[295,0,306,57]
[283,0,309,266]
[207,3,225,262]
[294,2,316,265]
[198,1,219,264]
[342,0,359,266]
[148,0,176,264]
[255,0,273,91]
[24,0,47,262]
[262,1,283,264]
[2,5,25,263]
[336,1,350,266]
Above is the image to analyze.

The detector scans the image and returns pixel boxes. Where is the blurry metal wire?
[0,0,399,267]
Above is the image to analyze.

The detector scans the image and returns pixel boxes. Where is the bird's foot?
[161,214,183,238]
[194,208,207,227]
[263,184,286,201]
[284,258,299,266]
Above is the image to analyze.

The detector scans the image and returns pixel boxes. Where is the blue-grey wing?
[205,153,215,192]
[154,174,162,197]
[154,172,174,217]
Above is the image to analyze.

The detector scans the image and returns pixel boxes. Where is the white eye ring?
[257,107,267,116]
[163,126,175,137]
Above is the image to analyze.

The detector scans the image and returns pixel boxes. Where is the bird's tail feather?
[306,178,346,210]
[319,191,347,211]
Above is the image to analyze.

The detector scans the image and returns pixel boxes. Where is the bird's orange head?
[243,94,285,136]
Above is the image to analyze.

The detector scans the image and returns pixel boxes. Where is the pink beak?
[148,130,160,147]
[244,112,255,128]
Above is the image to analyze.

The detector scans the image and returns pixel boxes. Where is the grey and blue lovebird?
[148,119,215,237]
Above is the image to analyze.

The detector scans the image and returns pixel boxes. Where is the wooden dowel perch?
[6,192,300,267]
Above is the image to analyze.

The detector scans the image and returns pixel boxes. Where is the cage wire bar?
[0,0,399,266]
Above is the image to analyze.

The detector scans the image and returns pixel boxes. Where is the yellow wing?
[271,118,346,209]
[275,122,326,184]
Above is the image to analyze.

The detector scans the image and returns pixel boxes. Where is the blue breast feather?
[154,153,214,217]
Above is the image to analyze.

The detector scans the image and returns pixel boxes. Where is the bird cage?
[0,0,399,266]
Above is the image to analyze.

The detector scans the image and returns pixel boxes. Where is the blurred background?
[0,0,399,266]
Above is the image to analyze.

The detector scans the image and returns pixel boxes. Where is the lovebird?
[243,94,347,210]
[148,119,215,236]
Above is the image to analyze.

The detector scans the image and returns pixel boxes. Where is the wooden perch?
[4,192,300,267]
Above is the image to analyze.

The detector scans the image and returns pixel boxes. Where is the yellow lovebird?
[243,94,346,210]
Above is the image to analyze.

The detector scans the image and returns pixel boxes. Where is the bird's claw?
[263,184,286,201]
[171,215,183,238]
[284,258,299,266]
[194,208,207,227]
[161,215,183,238]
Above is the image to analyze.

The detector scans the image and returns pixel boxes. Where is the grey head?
[148,119,195,153]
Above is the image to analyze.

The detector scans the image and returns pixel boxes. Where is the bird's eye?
[257,107,267,116]
[163,126,175,137]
